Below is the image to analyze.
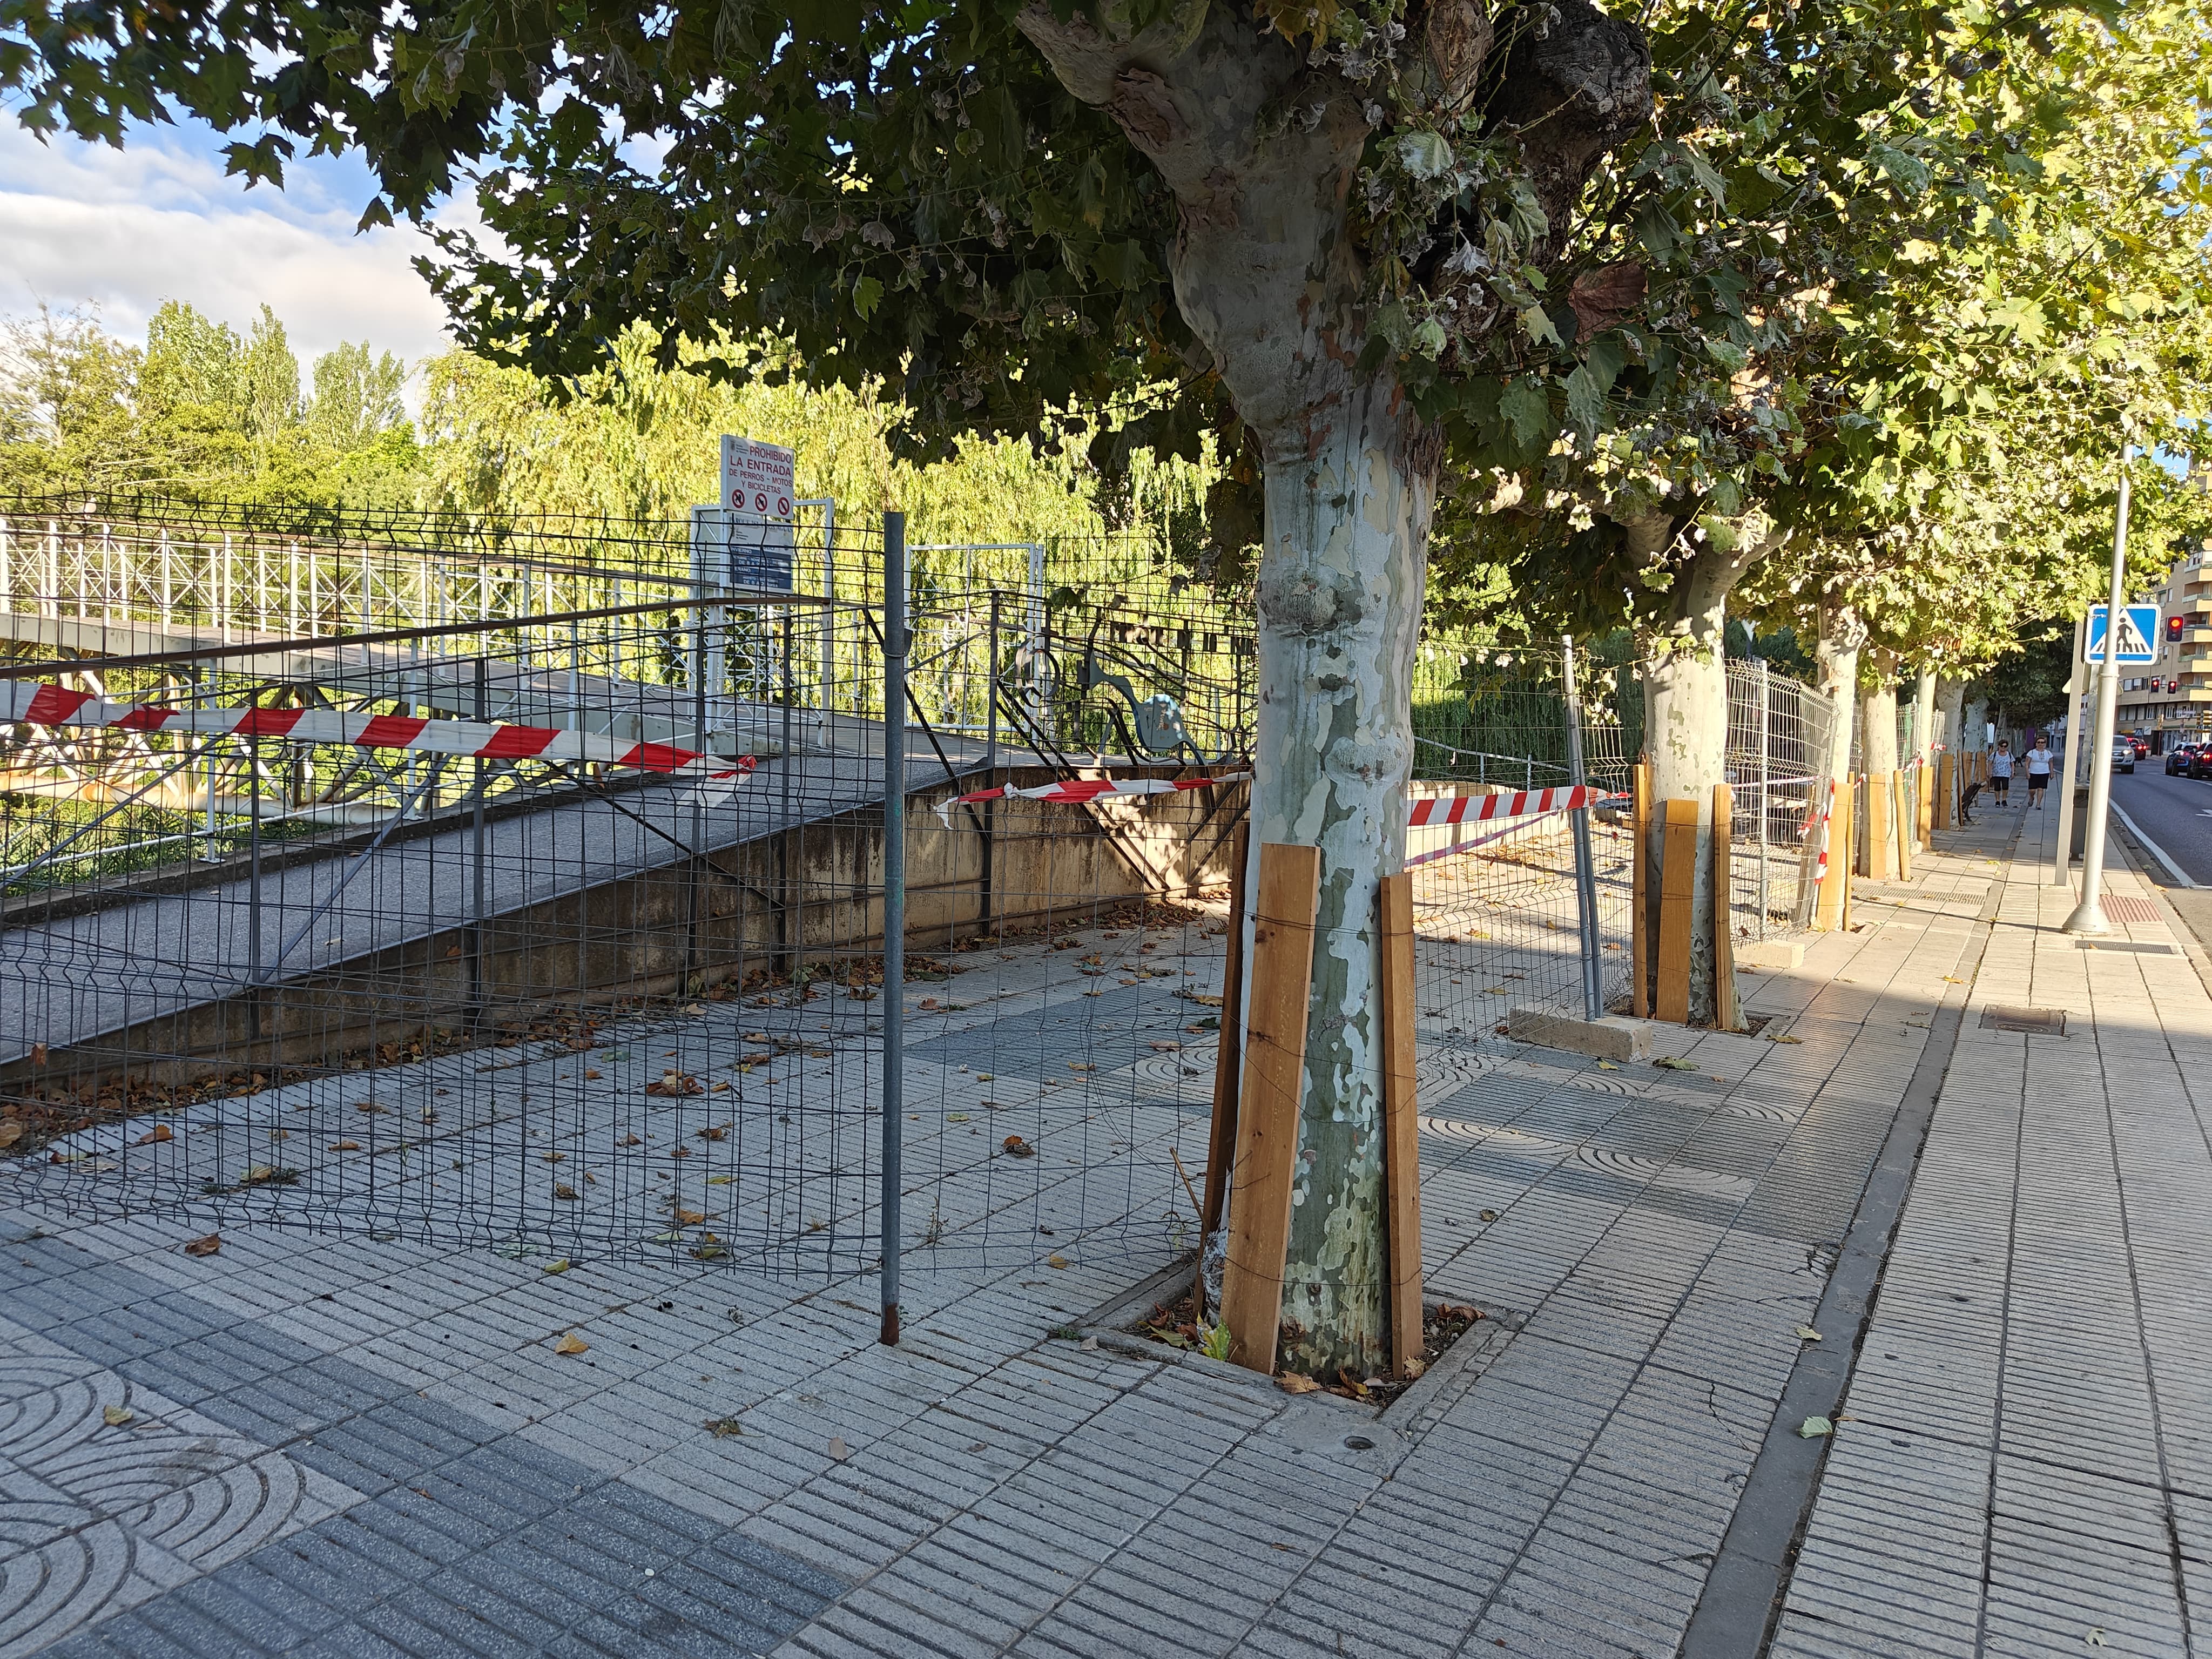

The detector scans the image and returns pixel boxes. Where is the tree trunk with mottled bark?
[1016,0,1649,1375]
[1637,535,1768,1025]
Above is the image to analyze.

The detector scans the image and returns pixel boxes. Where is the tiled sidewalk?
[1775,804,2212,1657]
[3,828,2021,1659]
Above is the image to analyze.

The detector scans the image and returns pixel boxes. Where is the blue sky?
[2,112,464,387]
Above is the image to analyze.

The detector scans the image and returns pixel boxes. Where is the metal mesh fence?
[0,500,1837,1276]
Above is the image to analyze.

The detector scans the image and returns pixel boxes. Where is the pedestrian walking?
[2026,737,2054,807]
[1990,740,2014,806]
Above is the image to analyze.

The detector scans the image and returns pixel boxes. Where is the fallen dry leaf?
[554,1183,578,1200]
[541,1152,567,1163]
[696,1125,726,1141]
[710,1081,730,1094]
[1047,1254,1069,1270]
[1067,1061,1095,1073]
[354,1101,386,1114]
[1795,1326,1823,1342]
[553,1332,589,1355]
[617,1134,642,1147]
[543,1259,571,1273]
[329,1139,361,1151]
[827,1436,851,1461]
[181,1232,221,1257]
[135,1123,173,1145]
[1149,1040,1182,1053]
[103,1404,135,1426]
[585,1069,603,1081]
[675,1209,706,1226]
[1798,1415,1833,1438]
[704,1416,744,1438]
[0,1121,23,1149]
[28,1043,47,1066]
[1001,1136,1035,1159]
[1769,1034,1805,1044]
[1278,1373,1322,1395]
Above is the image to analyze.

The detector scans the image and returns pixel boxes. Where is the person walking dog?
[2026,737,2054,808]
[1990,740,2014,807]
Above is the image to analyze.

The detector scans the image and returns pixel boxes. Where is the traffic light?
[2169,614,2187,643]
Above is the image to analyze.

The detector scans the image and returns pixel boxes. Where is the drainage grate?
[2080,940,2178,955]
[2100,896,2163,923]
[1980,1005,2067,1036]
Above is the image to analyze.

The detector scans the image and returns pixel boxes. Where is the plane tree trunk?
[1017,0,1648,1374]
[1636,528,1770,1026]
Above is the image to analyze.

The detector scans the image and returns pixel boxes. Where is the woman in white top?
[2025,738,2054,808]
[1989,740,2013,806]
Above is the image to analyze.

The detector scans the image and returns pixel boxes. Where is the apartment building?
[2119,538,2212,743]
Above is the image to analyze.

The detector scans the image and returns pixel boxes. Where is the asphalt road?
[2095,761,2212,951]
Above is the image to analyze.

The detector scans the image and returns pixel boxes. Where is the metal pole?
[1560,636,1604,1022]
[1755,657,1771,940]
[471,657,489,1018]
[2052,615,2088,886]
[2066,451,2134,934]
[879,510,908,1346]
[247,731,262,1039]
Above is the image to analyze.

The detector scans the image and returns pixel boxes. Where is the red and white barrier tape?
[1408,784,1610,827]
[1,683,758,783]
[934,773,1622,843]
[935,771,1250,826]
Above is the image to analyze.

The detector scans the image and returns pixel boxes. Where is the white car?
[2112,742,2137,774]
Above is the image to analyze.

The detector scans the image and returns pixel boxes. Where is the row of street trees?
[4,0,2207,1375]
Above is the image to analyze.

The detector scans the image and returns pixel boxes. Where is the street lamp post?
[2065,448,2135,935]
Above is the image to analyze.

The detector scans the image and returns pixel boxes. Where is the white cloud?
[0,119,469,401]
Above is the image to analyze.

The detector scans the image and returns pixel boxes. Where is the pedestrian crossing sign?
[2085,604,2160,665]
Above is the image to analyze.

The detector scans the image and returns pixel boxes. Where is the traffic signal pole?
[2065,451,2134,936]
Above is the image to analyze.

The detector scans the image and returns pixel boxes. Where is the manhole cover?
[1980,1006,2067,1036]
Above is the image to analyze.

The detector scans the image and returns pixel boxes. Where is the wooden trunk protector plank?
[1894,772,1913,880]
[1815,784,1853,932]
[1199,822,1250,1278]
[1862,770,1892,880]
[1711,784,1739,1033]
[1217,841,1320,1376]
[1655,797,1701,1025]
[1934,753,1955,830]
[1378,871,1422,1380]
[1631,762,1654,1019]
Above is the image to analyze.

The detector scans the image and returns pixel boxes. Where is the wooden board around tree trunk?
[1217,841,1320,1375]
[1632,763,1653,1019]
[1815,784,1855,932]
[1199,822,1250,1302]
[1894,772,1913,880]
[1934,753,1954,830]
[1656,797,1700,1024]
[1378,872,1422,1380]
[1712,784,1739,1033]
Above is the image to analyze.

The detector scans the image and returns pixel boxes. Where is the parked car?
[2113,741,2137,774]
[2169,745,2200,775]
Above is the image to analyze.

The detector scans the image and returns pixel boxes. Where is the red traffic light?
[2168,614,2187,642]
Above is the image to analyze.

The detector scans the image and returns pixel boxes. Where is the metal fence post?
[880,511,908,1346]
[247,730,263,1041]
[470,657,489,1024]
[1755,657,1771,940]
[1560,636,1604,1022]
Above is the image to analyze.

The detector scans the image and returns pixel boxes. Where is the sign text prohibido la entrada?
[704,435,798,591]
